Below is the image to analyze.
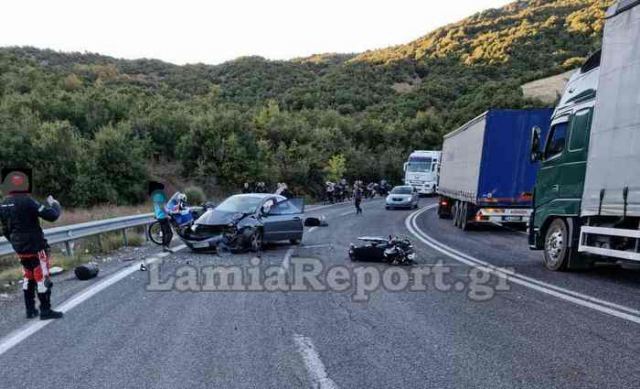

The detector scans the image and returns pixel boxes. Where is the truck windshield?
[407,162,432,172]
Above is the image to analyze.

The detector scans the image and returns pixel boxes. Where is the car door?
[262,198,304,241]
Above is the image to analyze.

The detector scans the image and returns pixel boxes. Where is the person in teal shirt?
[149,182,172,252]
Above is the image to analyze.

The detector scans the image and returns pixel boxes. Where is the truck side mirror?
[530,126,543,162]
[403,162,408,172]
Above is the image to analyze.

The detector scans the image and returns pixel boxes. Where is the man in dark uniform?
[354,182,363,215]
[0,169,63,320]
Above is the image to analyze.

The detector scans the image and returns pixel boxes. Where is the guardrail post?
[96,235,103,252]
[122,229,128,247]
[145,224,150,241]
[65,241,75,257]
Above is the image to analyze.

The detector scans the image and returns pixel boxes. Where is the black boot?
[38,290,63,320]
[23,282,39,319]
[40,309,63,320]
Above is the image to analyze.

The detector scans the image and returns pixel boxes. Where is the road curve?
[0,198,639,388]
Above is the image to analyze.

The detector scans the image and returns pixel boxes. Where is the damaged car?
[185,194,305,252]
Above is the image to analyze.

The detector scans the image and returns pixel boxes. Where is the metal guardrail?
[0,199,354,257]
[0,213,155,257]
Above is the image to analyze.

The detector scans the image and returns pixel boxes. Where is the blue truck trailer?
[437,108,553,230]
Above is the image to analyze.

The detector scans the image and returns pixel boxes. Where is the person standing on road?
[325,181,335,204]
[149,182,172,253]
[0,169,63,320]
[354,183,363,215]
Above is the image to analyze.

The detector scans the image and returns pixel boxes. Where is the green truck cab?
[528,53,599,270]
[529,0,640,271]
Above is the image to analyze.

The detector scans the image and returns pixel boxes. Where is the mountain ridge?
[0,0,613,205]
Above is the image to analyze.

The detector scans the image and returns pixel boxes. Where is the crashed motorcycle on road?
[147,192,214,248]
[349,236,416,265]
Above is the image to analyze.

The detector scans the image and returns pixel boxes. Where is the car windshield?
[215,195,264,214]
[391,187,413,195]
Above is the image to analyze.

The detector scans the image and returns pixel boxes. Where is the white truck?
[403,150,441,195]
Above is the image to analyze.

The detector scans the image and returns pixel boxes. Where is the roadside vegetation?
[0,0,611,206]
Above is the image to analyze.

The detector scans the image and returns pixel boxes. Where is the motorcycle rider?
[366,182,376,199]
[325,181,335,204]
[275,182,293,199]
[0,169,63,320]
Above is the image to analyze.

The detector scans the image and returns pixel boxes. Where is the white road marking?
[302,244,332,249]
[305,201,350,213]
[406,206,640,324]
[279,248,296,274]
[293,334,339,389]
[0,247,184,357]
[339,210,354,217]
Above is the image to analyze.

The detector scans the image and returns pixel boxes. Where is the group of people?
[324,179,352,204]
[242,181,293,198]
[325,179,391,205]
[241,181,270,194]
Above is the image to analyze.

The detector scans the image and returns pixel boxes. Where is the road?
[1,198,640,388]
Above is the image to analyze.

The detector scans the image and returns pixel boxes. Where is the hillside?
[521,70,574,104]
[0,0,612,205]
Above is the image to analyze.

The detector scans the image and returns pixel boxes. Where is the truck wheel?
[460,203,471,231]
[544,219,570,271]
[452,202,460,227]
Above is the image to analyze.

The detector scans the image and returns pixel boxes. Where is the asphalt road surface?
[1,198,640,388]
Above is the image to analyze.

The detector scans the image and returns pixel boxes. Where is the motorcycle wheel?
[147,222,163,246]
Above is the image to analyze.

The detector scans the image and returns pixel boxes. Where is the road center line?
[293,334,339,389]
[0,246,185,357]
[405,206,640,324]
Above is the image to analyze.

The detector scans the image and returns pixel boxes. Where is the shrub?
[184,185,206,205]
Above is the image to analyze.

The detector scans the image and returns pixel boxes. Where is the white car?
[385,186,420,210]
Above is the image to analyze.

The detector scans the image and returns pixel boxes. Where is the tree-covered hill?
[0,0,612,205]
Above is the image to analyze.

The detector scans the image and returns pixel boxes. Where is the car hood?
[195,208,248,226]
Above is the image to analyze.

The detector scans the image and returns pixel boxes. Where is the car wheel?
[544,218,570,271]
[250,229,264,252]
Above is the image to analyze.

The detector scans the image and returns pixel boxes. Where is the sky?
[0,0,512,65]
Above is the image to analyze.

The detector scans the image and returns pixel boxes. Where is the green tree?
[324,154,346,182]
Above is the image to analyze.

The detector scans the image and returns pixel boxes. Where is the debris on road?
[74,263,100,280]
